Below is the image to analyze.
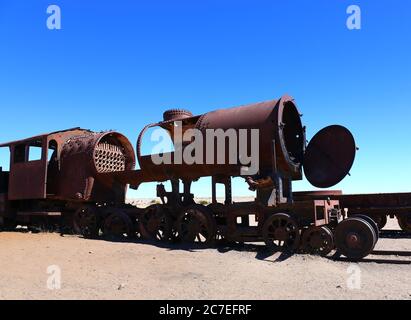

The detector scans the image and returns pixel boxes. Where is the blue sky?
[0,0,410,198]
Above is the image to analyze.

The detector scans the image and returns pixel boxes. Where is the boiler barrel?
[194,95,305,179]
[137,95,305,181]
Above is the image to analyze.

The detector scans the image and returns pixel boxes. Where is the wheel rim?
[335,217,376,260]
[302,226,334,256]
[103,211,133,239]
[262,213,300,251]
[73,207,99,238]
[352,214,379,241]
[177,205,216,245]
[207,203,227,242]
[139,205,173,241]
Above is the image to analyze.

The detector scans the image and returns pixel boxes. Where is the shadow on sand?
[4,227,410,265]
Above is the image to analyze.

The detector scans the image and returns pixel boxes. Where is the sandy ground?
[0,215,410,300]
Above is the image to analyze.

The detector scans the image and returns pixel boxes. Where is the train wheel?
[372,215,387,230]
[103,211,134,239]
[262,213,300,252]
[335,217,377,260]
[73,206,100,239]
[207,203,228,243]
[139,205,173,241]
[301,226,334,256]
[176,205,216,245]
[352,214,379,241]
[397,213,411,233]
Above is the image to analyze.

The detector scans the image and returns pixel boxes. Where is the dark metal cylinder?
[194,95,305,178]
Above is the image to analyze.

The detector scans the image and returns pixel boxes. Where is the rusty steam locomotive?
[1,95,410,260]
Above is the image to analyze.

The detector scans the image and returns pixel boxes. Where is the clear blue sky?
[0,0,410,198]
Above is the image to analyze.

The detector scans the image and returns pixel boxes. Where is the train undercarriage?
[2,176,409,262]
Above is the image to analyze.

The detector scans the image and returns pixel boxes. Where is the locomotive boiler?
[132,95,356,207]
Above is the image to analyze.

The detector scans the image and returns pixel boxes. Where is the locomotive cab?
[0,128,135,229]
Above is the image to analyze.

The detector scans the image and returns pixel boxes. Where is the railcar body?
[294,191,411,233]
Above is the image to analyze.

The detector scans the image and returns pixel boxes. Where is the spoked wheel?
[397,213,411,233]
[207,203,228,243]
[73,206,100,239]
[352,214,379,241]
[103,210,134,239]
[335,217,377,260]
[176,205,216,245]
[262,213,300,252]
[139,205,173,241]
[301,226,334,256]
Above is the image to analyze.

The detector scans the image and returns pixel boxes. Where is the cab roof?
[0,127,92,147]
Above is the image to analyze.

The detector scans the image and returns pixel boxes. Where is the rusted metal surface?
[293,190,343,198]
[293,190,411,232]
[131,95,356,206]
[100,164,242,190]
[136,96,306,183]
[0,95,408,261]
[301,226,334,256]
[58,130,135,202]
[335,217,378,260]
[0,128,135,212]
[1,128,89,200]
[303,125,356,188]
[293,191,411,213]
[194,96,305,178]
